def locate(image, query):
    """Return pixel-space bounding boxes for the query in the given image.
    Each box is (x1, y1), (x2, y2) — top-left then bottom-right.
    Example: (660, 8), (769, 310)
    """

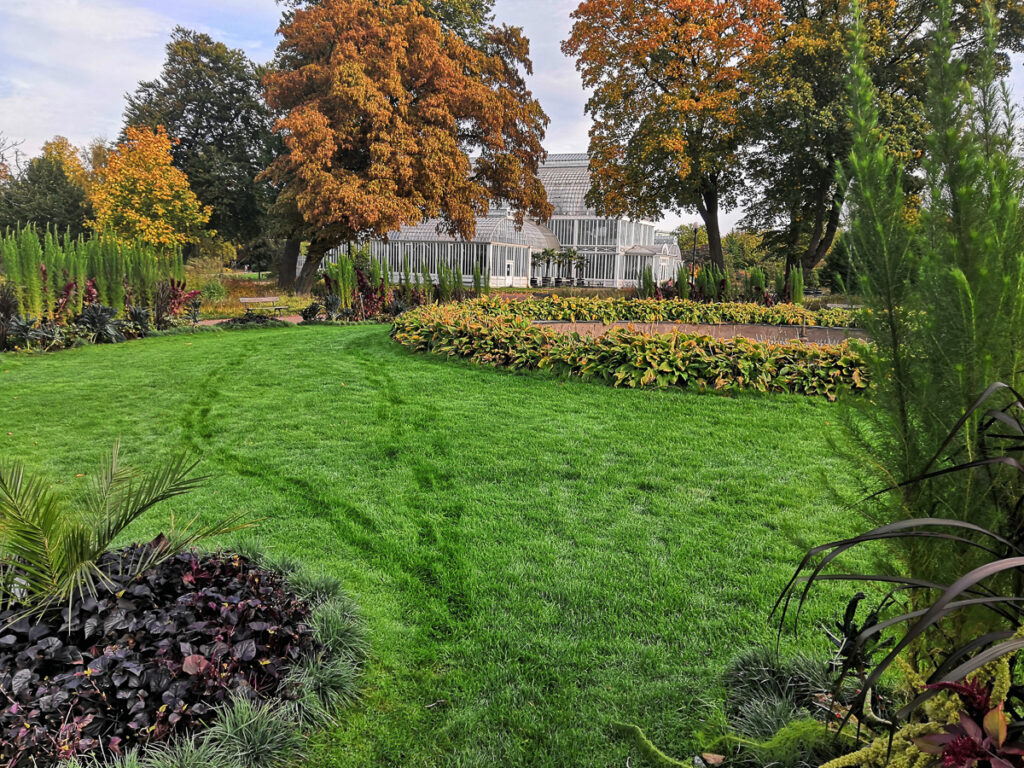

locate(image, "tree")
(672, 223), (708, 256)
(743, 0), (1024, 278)
(264, 0), (552, 293)
(89, 126), (211, 249)
(0, 133), (22, 185)
(0, 138), (91, 238)
(123, 28), (278, 246)
(563, 0), (782, 271)
(40, 137), (90, 190)
(722, 230), (769, 270)
(277, 0), (495, 41)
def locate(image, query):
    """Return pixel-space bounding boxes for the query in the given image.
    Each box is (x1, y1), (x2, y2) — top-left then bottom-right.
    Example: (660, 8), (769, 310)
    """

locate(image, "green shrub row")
(470, 295), (858, 328)
(391, 304), (868, 400)
(0, 227), (184, 317)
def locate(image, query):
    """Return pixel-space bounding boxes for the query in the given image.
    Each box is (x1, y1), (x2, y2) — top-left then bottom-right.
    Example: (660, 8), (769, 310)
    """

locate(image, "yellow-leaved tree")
(40, 136), (90, 190)
(89, 125), (211, 248)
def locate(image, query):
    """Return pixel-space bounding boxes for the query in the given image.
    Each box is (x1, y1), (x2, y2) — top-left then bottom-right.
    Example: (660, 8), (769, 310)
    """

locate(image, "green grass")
(0, 325), (865, 767)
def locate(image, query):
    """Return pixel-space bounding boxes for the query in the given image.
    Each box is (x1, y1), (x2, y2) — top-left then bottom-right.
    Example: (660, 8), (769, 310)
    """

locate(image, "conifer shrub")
(789, 269), (804, 306)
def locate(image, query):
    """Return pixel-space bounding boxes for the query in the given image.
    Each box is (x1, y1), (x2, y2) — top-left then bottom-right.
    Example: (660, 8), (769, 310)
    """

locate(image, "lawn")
(0, 325), (864, 767)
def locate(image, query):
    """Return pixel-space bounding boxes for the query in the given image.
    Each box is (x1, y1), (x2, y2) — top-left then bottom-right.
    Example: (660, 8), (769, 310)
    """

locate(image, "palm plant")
(0, 443), (248, 618)
(529, 252), (545, 286)
(540, 248), (557, 286)
(571, 249), (587, 285)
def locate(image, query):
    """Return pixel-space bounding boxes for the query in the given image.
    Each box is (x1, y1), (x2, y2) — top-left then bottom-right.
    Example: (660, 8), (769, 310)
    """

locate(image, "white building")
(325, 153), (683, 288)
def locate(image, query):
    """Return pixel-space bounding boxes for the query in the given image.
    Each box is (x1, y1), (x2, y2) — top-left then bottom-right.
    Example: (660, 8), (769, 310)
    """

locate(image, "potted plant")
(540, 248), (556, 288)
(567, 249), (585, 287)
(530, 252), (545, 287)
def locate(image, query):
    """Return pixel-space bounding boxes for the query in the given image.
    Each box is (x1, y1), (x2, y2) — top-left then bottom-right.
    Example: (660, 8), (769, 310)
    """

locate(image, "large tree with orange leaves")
(89, 126), (211, 249)
(563, 0), (781, 270)
(264, 0), (552, 292)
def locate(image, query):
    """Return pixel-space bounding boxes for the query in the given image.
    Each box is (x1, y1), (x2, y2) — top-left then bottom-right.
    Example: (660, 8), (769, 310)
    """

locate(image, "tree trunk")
(295, 241), (329, 294)
(698, 186), (725, 272)
(801, 183), (845, 277)
(277, 239), (300, 292)
(796, 165), (846, 278)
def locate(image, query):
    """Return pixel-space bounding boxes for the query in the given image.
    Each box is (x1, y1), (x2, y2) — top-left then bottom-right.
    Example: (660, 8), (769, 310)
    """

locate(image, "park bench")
(239, 297), (288, 316)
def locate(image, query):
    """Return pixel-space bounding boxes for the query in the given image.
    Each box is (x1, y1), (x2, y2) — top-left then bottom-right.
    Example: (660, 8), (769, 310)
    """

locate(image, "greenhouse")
(328, 153), (684, 288)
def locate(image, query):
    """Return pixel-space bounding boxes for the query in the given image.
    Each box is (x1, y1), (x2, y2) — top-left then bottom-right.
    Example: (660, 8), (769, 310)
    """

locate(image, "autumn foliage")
(40, 136), (89, 190)
(89, 125), (211, 249)
(264, 0), (552, 290)
(564, 0), (781, 270)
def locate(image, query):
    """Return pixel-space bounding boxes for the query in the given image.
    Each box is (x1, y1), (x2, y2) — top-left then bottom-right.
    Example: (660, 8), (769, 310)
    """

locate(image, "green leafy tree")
(0, 155), (90, 239)
(122, 27), (278, 247)
(672, 223), (708, 254)
(744, 0), (1024, 278)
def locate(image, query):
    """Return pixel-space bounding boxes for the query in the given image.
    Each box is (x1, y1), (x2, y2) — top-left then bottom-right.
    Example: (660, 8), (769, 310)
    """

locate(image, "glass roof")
(386, 217), (559, 251)
(538, 154), (594, 217)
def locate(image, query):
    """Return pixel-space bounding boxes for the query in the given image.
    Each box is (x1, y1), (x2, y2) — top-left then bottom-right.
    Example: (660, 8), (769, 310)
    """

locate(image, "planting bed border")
(532, 320), (868, 346)
(392, 300), (869, 400)
(470, 295), (860, 329)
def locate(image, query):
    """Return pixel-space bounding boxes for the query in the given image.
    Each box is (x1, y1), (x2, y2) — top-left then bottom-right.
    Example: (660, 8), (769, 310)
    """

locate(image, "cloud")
(0, 0), (283, 161)
(2, 0), (1022, 234)
(0, 0), (175, 158)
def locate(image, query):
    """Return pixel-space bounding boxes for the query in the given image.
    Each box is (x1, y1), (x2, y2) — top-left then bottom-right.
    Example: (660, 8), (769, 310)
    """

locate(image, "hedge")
(468, 295), (859, 328)
(391, 303), (868, 400)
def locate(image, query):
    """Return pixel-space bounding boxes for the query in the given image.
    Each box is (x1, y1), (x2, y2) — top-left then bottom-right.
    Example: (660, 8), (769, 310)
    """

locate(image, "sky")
(1, 0), (1023, 234)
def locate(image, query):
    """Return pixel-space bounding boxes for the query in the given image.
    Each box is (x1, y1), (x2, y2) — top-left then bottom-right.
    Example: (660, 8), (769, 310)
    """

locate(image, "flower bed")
(391, 302), (868, 400)
(0, 449), (366, 768)
(0, 544), (366, 766)
(469, 295), (859, 328)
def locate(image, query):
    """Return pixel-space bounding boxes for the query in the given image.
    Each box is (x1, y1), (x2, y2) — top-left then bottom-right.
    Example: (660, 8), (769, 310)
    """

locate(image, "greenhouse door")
(506, 260), (514, 287)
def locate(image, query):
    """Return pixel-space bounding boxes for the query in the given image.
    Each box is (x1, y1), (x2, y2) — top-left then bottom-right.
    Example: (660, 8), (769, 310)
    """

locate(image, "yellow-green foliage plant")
(391, 302), (867, 399)
(820, 647), (1020, 768)
(466, 294), (858, 328)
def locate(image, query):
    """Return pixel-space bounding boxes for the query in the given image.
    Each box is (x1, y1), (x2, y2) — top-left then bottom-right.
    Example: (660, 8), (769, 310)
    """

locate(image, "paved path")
(197, 314), (303, 326)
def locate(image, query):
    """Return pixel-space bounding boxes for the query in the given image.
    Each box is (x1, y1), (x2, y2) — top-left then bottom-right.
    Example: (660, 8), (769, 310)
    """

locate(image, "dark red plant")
(0, 546), (319, 765)
(53, 281), (77, 321)
(83, 278), (98, 306)
(355, 268), (389, 318)
(914, 705), (1024, 768)
(925, 680), (992, 718)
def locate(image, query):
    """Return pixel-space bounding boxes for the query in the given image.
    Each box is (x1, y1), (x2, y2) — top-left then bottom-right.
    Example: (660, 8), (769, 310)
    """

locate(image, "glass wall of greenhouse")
(318, 154), (683, 288)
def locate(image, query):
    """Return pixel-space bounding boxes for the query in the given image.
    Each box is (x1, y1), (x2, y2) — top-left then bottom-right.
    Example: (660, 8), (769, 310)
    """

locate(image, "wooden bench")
(239, 297), (288, 316)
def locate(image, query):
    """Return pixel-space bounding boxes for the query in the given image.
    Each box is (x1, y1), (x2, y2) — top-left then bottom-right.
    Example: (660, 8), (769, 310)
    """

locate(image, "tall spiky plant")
(18, 227), (44, 317)
(842, 0), (1024, 602)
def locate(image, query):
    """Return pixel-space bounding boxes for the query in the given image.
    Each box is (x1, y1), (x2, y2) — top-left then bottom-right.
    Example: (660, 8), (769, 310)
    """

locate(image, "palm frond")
(0, 445), (215, 620)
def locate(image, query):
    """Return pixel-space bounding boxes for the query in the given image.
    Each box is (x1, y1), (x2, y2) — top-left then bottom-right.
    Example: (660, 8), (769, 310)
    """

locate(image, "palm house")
(329, 153), (683, 288)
